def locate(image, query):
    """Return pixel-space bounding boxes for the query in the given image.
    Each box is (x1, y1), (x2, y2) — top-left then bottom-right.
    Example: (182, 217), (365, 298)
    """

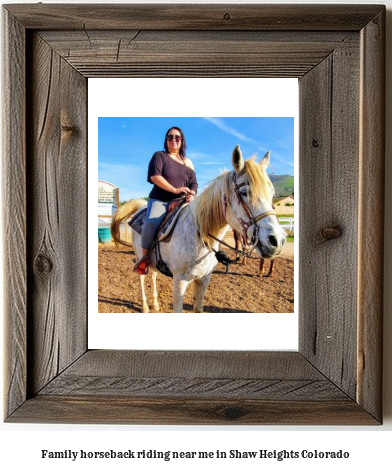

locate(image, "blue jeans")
(141, 199), (169, 250)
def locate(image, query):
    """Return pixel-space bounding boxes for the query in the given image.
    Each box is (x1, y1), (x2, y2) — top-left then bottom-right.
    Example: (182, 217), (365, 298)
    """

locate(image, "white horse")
(111, 145), (287, 313)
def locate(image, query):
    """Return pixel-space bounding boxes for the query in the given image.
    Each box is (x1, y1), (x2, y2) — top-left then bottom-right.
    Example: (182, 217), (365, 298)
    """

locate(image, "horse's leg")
(172, 276), (191, 313)
(139, 274), (149, 313)
(259, 258), (265, 276)
(151, 271), (160, 312)
(234, 232), (246, 265)
(267, 259), (275, 277)
(193, 276), (211, 313)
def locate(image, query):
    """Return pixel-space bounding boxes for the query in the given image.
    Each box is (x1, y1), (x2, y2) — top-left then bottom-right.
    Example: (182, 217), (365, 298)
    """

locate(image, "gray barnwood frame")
(3, 4), (385, 424)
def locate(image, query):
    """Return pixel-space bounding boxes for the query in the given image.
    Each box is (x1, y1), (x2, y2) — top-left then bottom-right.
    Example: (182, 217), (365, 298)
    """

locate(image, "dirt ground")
(98, 231), (294, 313)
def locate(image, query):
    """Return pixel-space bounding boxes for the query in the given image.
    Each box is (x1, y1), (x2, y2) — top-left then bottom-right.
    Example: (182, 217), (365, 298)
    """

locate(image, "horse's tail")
(110, 199), (147, 248)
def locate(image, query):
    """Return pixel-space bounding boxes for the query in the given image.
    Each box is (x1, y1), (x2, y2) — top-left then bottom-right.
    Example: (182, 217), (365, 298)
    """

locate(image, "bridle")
(208, 170), (277, 259)
(231, 170), (277, 248)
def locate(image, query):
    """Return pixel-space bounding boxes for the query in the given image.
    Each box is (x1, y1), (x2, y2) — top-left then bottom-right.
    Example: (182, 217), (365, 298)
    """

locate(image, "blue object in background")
(98, 227), (112, 243)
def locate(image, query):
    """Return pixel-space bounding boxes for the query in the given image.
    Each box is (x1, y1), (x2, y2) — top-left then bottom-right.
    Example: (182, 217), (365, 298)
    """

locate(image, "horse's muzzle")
(257, 233), (286, 258)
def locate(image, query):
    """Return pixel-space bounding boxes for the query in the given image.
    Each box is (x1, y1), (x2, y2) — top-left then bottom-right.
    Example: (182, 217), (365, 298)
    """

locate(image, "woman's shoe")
(134, 255), (149, 275)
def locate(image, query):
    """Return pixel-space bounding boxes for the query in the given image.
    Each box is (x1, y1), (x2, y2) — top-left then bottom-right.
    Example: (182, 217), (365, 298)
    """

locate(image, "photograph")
(97, 117), (295, 314)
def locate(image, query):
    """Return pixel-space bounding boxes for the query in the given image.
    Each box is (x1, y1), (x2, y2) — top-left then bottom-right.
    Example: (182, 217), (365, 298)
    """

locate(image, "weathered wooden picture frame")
(3, 4), (385, 424)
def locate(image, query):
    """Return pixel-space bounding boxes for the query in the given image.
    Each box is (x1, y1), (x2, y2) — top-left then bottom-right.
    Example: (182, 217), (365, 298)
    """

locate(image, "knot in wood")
(61, 124), (77, 134)
(223, 405), (244, 420)
(312, 139), (319, 148)
(34, 252), (53, 274)
(223, 13), (231, 21)
(315, 225), (342, 245)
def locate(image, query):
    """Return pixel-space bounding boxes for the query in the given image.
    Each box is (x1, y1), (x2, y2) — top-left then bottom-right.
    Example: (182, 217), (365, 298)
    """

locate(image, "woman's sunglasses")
(166, 134), (182, 142)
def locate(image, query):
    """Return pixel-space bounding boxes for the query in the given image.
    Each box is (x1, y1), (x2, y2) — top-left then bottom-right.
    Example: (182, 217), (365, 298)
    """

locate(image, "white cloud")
(200, 162), (226, 166)
(203, 117), (256, 144)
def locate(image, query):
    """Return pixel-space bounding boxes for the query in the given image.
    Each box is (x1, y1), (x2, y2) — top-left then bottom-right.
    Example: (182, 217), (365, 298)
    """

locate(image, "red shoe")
(134, 256), (149, 275)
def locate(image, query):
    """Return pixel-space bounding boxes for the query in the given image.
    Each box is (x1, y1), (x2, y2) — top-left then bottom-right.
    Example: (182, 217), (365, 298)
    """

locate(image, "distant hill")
(269, 174), (294, 197)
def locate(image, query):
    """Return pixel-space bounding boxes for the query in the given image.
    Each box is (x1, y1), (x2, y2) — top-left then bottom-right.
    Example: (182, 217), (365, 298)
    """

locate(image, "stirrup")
(134, 255), (149, 275)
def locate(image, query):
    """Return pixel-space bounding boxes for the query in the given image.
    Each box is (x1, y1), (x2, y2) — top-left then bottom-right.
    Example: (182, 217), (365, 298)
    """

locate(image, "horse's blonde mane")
(240, 157), (274, 206)
(194, 158), (275, 247)
(193, 171), (229, 247)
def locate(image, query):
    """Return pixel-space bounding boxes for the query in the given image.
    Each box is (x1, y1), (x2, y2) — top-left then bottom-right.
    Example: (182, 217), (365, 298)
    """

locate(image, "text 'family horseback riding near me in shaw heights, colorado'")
(40, 448), (350, 462)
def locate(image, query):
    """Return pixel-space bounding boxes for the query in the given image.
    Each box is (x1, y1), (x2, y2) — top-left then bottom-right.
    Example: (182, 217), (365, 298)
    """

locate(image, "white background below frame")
(88, 78), (298, 351)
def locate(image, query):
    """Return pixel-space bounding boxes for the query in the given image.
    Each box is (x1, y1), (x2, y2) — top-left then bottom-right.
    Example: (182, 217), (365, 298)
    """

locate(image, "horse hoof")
(142, 305), (149, 313)
(152, 304), (160, 312)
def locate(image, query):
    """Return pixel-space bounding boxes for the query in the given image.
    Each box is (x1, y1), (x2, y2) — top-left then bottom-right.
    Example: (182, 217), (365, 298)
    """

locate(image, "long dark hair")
(163, 126), (187, 158)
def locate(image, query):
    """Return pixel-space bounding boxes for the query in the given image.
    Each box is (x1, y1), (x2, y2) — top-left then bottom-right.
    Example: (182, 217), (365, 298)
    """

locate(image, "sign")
(98, 180), (117, 203)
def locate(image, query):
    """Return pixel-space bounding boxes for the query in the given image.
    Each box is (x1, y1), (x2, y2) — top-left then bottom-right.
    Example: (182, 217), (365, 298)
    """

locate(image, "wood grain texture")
(39, 377), (347, 400)
(2, 4), (385, 425)
(37, 351), (347, 400)
(4, 4), (384, 31)
(56, 350), (330, 379)
(38, 30), (358, 78)
(27, 33), (87, 396)
(299, 42), (360, 399)
(357, 9), (385, 422)
(8, 351), (378, 424)
(2, 9), (27, 419)
(9, 396), (378, 425)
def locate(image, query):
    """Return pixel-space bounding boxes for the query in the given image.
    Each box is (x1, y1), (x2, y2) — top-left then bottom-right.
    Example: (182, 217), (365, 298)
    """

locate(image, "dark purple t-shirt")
(147, 151), (198, 202)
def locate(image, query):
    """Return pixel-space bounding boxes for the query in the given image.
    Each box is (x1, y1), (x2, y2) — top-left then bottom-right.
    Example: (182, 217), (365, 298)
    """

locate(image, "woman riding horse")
(111, 145), (287, 313)
(134, 126), (198, 274)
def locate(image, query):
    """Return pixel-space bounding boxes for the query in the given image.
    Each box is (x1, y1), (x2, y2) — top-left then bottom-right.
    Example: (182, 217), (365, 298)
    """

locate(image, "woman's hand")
(185, 189), (196, 202)
(151, 176), (189, 195)
(150, 176), (196, 198)
(174, 186), (191, 195)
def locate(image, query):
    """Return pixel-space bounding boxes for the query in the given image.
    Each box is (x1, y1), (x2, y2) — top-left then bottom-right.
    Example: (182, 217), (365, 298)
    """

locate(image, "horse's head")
(226, 145), (287, 259)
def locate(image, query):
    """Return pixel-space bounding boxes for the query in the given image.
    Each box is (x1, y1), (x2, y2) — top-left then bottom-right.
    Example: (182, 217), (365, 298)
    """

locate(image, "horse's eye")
(240, 189), (247, 197)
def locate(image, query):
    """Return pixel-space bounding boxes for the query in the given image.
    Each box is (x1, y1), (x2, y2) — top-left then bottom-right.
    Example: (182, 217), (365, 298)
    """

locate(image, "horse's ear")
(232, 145), (244, 172)
(259, 150), (271, 169)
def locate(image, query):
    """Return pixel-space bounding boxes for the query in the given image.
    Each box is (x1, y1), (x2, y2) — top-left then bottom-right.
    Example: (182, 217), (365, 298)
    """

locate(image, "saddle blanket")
(128, 203), (188, 242)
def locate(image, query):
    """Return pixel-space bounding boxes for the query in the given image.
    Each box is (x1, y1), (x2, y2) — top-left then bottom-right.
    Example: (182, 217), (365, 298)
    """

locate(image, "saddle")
(129, 199), (188, 277)
(129, 198), (187, 241)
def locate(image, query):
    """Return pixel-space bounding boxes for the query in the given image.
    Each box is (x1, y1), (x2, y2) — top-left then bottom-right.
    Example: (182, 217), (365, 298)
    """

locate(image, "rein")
(205, 233), (256, 276)
(207, 232), (259, 259)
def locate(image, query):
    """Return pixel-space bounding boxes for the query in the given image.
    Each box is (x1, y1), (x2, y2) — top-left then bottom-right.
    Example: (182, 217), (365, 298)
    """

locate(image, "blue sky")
(98, 117), (294, 201)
